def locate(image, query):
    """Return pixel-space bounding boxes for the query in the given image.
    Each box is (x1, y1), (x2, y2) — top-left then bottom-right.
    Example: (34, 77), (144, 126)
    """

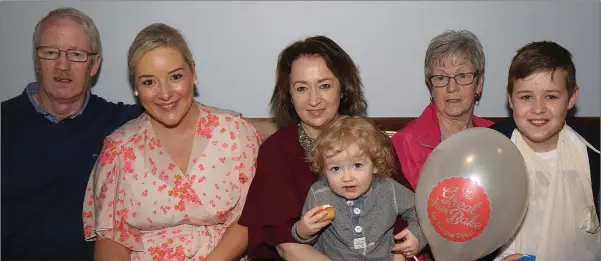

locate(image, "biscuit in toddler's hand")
(313, 205), (335, 222)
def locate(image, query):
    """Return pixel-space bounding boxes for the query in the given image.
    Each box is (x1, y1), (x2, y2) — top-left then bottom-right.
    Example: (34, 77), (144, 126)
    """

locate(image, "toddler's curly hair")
(308, 115), (396, 177)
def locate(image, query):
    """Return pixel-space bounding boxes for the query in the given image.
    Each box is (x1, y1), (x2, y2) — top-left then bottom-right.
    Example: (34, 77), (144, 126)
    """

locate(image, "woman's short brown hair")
(309, 115), (395, 177)
(270, 35), (367, 128)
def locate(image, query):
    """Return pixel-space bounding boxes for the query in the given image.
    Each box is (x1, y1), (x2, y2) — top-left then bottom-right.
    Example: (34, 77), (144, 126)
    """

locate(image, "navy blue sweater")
(1, 91), (143, 261)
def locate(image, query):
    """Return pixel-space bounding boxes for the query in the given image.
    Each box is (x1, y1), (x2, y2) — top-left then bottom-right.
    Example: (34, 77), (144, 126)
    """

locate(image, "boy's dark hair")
(507, 41), (577, 97)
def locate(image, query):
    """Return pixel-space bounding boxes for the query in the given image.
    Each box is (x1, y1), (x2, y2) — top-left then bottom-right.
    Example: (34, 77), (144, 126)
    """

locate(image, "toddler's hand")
(393, 252), (407, 261)
(392, 229), (420, 258)
(295, 206), (332, 240)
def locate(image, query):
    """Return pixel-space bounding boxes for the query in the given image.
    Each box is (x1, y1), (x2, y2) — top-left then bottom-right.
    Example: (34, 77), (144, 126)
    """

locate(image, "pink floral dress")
(83, 103), (261, 261)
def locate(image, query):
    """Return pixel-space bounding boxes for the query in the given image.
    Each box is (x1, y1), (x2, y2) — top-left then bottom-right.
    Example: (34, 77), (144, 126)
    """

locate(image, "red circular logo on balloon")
(427, 176), (491, 242)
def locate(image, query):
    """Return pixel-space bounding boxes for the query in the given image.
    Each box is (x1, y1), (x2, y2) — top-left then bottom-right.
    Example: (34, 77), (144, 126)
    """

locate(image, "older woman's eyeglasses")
(429, 72), (480, 88)
(35, 46), (96, 62)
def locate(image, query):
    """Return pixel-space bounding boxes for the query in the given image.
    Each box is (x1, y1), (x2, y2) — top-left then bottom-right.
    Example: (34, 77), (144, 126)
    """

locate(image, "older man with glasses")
(1, 7), (143, 261)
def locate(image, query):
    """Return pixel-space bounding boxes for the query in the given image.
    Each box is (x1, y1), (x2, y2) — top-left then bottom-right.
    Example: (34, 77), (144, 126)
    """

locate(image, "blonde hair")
(33, 7), (102, 57)
(127, 23), (195, 83)
(309, 115), (395, 177)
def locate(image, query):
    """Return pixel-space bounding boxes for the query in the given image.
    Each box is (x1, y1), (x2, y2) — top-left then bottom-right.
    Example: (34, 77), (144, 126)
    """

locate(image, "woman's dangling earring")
(475, 93), (481, 106)
(133, 90), (139, 97)
(430, 96), (434, 102)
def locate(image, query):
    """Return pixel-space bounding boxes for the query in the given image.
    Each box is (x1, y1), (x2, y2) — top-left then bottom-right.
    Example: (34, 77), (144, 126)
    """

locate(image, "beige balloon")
(415, 127), (529, 261)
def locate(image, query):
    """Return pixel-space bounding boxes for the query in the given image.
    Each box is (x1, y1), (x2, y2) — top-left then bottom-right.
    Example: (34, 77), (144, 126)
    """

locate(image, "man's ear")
(90, 55), (102, 77)
(507, 93), (514, 110)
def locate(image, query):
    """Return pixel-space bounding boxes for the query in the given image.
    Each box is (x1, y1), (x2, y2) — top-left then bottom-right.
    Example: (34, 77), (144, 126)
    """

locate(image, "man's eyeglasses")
(35, 46), (96, 62)
(429, 71), (480, 88)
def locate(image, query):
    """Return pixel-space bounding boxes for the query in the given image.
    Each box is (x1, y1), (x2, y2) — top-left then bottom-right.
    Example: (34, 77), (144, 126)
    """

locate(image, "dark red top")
(239, 124), (414, 260)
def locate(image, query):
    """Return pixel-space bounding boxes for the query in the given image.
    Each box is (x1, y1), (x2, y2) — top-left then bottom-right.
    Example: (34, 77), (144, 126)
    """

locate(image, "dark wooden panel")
(246, 117), (600, 140)
(248, 117), (599, 131)
(367, 117), (600, 132)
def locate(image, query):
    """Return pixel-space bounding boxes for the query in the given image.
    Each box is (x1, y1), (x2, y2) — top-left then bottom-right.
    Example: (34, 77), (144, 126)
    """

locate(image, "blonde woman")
(83, 23), (260, 261)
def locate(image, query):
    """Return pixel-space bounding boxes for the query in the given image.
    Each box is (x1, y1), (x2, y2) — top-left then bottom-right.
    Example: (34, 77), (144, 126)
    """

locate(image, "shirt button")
(353, 208), (361, 215)
(346, 201), (354, 206)
(354, 226), (362, 233)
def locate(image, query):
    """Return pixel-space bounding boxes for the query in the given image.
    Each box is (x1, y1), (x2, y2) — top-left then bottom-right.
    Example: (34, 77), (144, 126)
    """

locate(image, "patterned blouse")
(82, 103), (261, 261)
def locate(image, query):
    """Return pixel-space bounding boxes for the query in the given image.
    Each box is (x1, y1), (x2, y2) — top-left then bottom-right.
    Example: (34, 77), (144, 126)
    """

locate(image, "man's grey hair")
(424, 30), (485, 86)
(33, 7), (102, 56)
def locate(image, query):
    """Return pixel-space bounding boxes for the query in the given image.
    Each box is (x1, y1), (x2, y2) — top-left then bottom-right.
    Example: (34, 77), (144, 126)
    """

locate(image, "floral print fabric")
(83, 103), (260, 261)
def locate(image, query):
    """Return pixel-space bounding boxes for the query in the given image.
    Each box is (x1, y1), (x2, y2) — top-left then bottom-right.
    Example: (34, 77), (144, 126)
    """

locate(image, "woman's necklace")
(297, 123), (316, 156)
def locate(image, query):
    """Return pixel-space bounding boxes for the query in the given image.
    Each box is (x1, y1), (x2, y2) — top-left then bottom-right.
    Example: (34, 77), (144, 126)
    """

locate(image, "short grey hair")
(33, 7), (102, 56)
(424, 30), (485, 86)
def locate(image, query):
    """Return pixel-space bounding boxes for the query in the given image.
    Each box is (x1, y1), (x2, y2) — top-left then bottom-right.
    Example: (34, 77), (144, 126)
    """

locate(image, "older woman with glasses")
(391, 30), (494, 192)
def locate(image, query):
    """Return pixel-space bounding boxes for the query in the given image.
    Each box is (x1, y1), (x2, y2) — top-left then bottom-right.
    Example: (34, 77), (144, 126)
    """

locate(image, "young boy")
(489, 41), (600, 261)
(291, 115), (426, 261)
